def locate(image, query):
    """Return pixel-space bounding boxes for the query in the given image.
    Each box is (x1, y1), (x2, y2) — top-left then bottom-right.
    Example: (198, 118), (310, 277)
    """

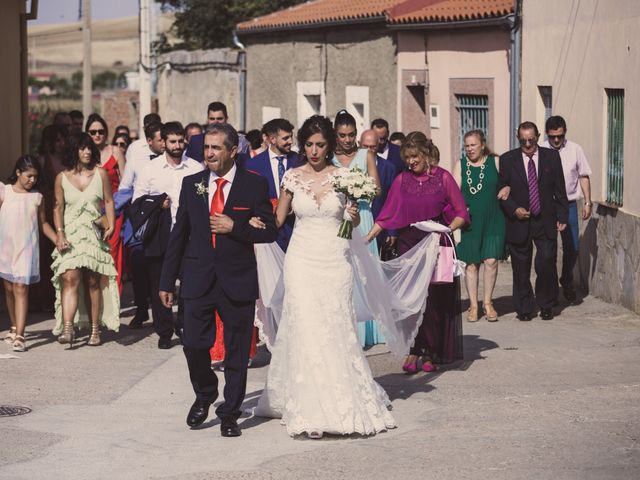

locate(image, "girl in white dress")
(0, 156), (57, 352)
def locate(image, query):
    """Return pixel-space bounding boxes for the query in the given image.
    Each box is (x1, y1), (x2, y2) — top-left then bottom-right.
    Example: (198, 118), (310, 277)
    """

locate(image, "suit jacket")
(242, 149), (298, 251)
(372, 155), (398, 220)
(159, 167), (277, 302)
(386, 142), (404, 175)
(129, 193), (171, 256)
(499, 146), (569, 244)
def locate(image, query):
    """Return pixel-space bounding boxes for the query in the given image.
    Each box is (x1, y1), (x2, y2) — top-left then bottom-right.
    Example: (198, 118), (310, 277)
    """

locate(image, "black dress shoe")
(517, 313), (532, 321)
(220, 418), (241, 437)
(563, 285), (577, 303)
(540, 308), (554, 320)
(174, 327), (184, 344)
(158, 338), (173, 349)
(129, 309), (149, 329)
(186, 399), (213, 428)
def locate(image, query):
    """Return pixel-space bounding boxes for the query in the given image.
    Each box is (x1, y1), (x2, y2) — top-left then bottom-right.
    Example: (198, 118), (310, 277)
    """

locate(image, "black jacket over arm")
(159, 167), (278, 302)
(498, 146), (569, 244)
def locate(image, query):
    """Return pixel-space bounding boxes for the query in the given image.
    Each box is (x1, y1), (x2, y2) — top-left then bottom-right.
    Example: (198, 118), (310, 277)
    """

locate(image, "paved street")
(1, 263), (639, 480)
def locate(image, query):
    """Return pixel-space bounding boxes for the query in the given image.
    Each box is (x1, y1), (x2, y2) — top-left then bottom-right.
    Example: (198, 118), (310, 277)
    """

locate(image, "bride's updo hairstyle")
(297, 115), (336, 164)
(401, 131), (440, 167)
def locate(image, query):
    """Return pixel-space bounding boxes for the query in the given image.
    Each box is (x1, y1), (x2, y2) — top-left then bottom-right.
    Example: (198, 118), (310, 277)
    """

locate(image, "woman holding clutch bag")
(366, 132), (469, 373)
(51, 132), (120, 348)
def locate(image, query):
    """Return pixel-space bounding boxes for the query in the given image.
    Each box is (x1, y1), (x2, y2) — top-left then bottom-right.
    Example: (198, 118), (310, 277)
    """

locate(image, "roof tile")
(237, 0), (514, 32)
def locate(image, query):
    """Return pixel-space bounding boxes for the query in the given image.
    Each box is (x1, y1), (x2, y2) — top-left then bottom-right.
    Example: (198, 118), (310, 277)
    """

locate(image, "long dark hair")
(297, 115), (336, 164)
(85, 113), (109, 141)
(64, 132), (100, 170)
(6, 155), (43, 190)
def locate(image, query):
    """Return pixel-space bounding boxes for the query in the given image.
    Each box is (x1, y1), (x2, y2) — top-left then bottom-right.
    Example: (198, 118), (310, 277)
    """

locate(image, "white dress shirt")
(268, 148), (287, 199)
(121, 138), (156, 193)
(378, 143), (389, 160)
(542, 139), (592, 201)
(133, 153), (203, 228)
(208, 163), (237, 208)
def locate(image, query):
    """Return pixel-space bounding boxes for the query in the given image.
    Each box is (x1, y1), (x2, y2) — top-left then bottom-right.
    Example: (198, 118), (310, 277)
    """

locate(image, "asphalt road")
(1, 263), (639, 479)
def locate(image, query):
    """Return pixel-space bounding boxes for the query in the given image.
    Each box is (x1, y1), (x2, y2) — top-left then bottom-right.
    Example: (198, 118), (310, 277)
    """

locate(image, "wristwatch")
(584, 202), (592, 206)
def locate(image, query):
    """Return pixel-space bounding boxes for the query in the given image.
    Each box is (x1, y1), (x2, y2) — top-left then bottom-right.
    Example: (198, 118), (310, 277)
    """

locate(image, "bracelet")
(584, 202), (592, 206)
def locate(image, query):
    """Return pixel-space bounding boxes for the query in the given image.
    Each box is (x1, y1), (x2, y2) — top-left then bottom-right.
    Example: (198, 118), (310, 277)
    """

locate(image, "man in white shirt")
(121, 114), (164, 192)
(543, 115), (592, 303)
(134, 122), (203, 349)
(121, 115), (164, 330)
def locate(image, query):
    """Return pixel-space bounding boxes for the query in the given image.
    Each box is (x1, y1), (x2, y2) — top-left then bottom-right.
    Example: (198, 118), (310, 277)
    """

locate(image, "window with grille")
(605, 89), (624, 206)
(456, 95), (489, 159)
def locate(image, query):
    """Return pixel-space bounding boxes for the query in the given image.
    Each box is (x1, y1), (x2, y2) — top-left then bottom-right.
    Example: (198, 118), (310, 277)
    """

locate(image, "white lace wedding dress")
(254, 167), (397, 436)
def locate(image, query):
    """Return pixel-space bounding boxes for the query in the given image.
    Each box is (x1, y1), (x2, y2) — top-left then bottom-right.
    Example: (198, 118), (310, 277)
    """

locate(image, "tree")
(155, 0), (306, 51)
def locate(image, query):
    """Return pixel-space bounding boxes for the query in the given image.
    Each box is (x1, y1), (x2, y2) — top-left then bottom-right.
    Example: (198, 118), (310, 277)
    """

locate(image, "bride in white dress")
(253, 116), (396, 438)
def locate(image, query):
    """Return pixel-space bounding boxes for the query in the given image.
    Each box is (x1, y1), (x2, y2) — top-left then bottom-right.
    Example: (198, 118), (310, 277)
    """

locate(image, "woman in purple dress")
(366, 132), (469, 373)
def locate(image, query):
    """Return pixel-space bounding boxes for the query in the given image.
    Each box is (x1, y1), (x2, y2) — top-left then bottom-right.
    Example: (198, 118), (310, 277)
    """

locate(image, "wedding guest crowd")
(3, 98), (588, 375)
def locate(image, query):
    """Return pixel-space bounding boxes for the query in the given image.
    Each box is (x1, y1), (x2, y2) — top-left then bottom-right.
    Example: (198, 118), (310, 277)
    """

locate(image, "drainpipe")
(509, 0), (523, 150)
(232, 32), (247, 132)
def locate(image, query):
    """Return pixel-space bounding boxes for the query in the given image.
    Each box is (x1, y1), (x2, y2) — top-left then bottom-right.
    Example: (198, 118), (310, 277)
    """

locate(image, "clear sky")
(31, 0), (141, 25)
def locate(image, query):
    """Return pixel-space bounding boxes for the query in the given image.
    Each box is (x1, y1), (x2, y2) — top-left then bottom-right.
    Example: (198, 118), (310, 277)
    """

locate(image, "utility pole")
(82, 0), (92, 118)
(139, 0), (152, 128)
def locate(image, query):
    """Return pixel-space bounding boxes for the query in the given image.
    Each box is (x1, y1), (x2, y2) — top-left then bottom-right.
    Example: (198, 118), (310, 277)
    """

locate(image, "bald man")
(360, 129), (399, 253)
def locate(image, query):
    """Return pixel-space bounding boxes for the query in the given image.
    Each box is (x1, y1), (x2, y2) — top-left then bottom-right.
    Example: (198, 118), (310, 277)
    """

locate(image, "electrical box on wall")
(430, 104), (440, 129)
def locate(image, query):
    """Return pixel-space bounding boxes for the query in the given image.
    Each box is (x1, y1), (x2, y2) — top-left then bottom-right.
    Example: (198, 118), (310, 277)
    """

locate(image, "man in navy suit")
(499, 121), (569, 321)
(243, 118), (298, 251)
(186, 101), (250, 163)
(360, 129), (399, 253)
(159, 123), (277, 437)
(371, 118), (404, 174)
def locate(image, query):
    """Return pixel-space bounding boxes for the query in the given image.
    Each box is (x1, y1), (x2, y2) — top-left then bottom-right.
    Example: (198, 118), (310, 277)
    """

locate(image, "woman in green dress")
(455, 130), (507, 322)
(52, 132), (120, 347)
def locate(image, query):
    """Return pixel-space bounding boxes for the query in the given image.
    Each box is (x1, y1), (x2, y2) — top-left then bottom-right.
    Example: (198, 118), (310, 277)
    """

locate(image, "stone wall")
(156, 49), (242, 128)
(579, 205), (640, 314)
(242, 27), (397, 131)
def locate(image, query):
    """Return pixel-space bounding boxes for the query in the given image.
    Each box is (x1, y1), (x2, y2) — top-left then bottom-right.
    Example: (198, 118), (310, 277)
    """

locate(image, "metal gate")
(456, 95), (489, 158)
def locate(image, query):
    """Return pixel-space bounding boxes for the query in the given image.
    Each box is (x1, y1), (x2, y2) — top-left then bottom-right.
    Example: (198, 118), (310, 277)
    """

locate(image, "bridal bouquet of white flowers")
(331, 167), (378, 239)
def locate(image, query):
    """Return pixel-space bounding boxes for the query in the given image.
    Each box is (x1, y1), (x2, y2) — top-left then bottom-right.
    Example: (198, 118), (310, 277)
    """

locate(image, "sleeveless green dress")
(456, 156), (506, 264)
(51, 171), (120, 335)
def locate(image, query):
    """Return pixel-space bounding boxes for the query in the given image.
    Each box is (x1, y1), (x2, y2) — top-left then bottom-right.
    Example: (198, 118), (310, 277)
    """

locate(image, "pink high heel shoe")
(402, 355), (419, 374)
(421, 357), (437, 373)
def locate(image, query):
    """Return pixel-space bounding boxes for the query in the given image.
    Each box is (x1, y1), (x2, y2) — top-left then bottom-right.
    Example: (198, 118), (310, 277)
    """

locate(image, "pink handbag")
(431, 233), (459, 284)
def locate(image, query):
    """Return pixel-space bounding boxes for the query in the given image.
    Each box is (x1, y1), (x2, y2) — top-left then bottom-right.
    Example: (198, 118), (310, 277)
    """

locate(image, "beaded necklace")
(465, 156), (487, 195)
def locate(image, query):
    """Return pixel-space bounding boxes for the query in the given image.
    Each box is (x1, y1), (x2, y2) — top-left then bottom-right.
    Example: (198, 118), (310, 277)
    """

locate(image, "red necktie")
(210, 177), (227, 247)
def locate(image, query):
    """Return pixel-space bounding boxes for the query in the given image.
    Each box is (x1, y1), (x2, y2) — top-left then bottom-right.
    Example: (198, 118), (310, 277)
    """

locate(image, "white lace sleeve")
(280, 169), (298, 194)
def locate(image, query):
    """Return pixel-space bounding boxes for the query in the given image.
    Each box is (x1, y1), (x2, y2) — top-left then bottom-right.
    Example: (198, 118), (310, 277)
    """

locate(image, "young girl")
(1, 155), (57, 352)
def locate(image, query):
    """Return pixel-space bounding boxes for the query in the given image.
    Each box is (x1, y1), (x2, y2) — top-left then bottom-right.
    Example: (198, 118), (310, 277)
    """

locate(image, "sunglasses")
(115, 142), (127, 147)
(519, 138), (537, 146)
(547, 134), (565, 140)
(88, 129), (105, 136)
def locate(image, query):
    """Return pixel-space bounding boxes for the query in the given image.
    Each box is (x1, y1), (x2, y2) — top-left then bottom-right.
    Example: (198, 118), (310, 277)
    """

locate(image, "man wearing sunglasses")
(499, 121), (569, 321)
(542, 116), (592, 303)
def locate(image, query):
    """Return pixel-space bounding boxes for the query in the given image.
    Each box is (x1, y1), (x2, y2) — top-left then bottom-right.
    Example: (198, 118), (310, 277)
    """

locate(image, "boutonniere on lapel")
(195, 180), (208, 206)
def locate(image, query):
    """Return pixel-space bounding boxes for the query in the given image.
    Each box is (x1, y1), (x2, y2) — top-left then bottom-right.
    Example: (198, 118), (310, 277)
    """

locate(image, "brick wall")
(101, 90), (141, 139)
